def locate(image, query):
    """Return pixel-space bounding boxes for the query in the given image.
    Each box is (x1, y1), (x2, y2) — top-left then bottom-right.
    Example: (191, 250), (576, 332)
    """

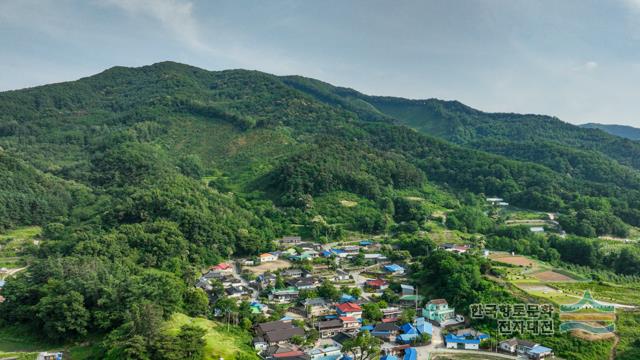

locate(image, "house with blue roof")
(360, 325), (374, 332)
(444, 328), (489, 350)
(396, 323), (420, 344)
(403, 348), (417, 360)
(415, 317), (433, 336)
(339, 293), (356, 303)
(528, 345), (554, 359)
(380, 354), (398, 360)
(384, 264), (405, 275)
(499, 338), (554, 359)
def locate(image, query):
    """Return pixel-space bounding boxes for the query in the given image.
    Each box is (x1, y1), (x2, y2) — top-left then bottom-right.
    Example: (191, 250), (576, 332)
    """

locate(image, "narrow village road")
(232, 261), (258, 301)
(424, 349), (519, 360)
(415, 325), (442, 359)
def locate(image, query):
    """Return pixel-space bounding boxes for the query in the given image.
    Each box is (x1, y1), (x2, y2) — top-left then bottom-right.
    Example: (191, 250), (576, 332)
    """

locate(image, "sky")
(1, 0), (640, 126)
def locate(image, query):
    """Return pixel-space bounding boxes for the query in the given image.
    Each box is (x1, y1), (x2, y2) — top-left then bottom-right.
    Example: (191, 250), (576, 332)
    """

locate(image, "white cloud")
(572, 61), (599, 72)
(622, 0), (640, 11)
(100, 0), (313, 75)
(103, 0), (209, 52)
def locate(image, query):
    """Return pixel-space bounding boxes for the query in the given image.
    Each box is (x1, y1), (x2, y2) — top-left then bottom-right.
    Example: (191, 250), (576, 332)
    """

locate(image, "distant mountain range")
(580, 123), (640, 141)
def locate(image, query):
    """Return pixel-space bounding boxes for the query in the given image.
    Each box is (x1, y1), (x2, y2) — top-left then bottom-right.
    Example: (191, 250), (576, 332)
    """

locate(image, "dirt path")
(609, 333), (620, 360)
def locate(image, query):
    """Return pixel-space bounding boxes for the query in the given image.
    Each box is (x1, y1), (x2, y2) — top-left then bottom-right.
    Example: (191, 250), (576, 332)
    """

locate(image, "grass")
(490, 254), (592, 306)
(0, 325), (60, 353)
(501, 209), (549, 221)
(0, 352), (39, 360)
(0, 226), (41, 270)
(0, 226), (41, 241)
(552, 281), (640, 306)
(0, 324), (100, 359)
(615, 311), (640, 359)
(164, 313), (258, 360)
(519, 287), (582, 305)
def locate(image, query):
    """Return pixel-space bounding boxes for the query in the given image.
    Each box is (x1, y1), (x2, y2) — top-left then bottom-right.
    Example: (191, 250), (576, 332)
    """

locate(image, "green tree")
(343, 331), (382, 360)
(177, 325), (206, 360)
(36, 286), (89, 339)
(184, 288), (209, 317)
(362, 303), (383, 322)
(317, 280), (340, 301)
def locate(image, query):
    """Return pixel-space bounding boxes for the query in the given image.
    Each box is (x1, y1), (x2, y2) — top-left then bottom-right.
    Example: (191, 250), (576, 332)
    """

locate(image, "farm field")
(514, 283), (579, 305)
(552, 282), (640, 307)
(533, 270), (577, 282)
(0, 226), (41, 270)
(489, 252), (589, 306)
(491, 254), (537, 267)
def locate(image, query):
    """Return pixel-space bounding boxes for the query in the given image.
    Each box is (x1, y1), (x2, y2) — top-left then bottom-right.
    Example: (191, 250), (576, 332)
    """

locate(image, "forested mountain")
(283, 75), (640, 208)
(581, 123), (640, 141)
(1, 62), (640, 357)
(283, 75), (640, 167)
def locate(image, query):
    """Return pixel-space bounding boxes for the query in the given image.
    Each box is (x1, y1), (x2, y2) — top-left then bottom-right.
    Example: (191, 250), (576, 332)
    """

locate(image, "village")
(196, 235), (556, 360)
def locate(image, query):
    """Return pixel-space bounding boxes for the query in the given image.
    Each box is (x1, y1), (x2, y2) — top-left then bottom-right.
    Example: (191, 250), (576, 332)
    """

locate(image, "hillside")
(1, 61), (640, 237)
(581, 123), (640, 141)
(282, 75), (640, 208)
(0, 62), (640, 358)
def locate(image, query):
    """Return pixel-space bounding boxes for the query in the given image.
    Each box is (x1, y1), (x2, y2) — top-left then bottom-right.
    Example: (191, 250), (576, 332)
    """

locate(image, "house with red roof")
(339, 316), (360, 331)
(365, 278), (389, 290)
(336, 302), (362, 319)
(210, 263), (232, 272)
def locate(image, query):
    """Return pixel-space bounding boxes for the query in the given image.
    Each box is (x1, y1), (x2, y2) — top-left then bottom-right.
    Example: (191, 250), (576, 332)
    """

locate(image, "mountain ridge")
(581, 122), (640, 141)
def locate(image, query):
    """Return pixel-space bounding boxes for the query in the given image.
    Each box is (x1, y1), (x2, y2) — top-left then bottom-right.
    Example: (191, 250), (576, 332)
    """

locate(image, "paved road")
(426, 349), (520, 359)
(348, 263), (386, 301)
(415, 324), (442, 359)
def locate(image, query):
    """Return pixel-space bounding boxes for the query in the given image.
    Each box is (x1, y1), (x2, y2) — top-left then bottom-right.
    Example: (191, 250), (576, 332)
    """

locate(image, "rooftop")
(318, 319), (343, 330)
(384, 264), (405, 272)
(336, 302), (362, 313)
(211, 263), (231, 271)
(366, 278), (388, 287)
(530, 345), (553, 354)
(428, 298), (448, 305)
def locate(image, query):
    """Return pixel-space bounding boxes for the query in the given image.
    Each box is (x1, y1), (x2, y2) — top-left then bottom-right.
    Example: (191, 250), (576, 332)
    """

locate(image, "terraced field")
(0, 226), (41, 274)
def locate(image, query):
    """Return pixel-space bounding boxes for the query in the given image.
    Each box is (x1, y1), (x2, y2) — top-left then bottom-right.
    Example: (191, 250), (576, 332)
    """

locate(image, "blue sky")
(1, 0), (640, 125)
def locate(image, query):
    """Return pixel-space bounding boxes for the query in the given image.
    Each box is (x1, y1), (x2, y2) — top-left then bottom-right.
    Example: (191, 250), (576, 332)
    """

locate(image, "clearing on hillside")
(570, 328), (617, 341)
(533, 270), (576, 282)
(490, 254), (536, 267)
(517, 284), (559, 293)
(339, 199), (358, 207)
(165, 313), (257, 360)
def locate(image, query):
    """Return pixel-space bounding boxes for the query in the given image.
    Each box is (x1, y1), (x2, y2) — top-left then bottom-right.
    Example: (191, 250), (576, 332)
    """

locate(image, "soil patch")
(534, 270), (576, 282)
